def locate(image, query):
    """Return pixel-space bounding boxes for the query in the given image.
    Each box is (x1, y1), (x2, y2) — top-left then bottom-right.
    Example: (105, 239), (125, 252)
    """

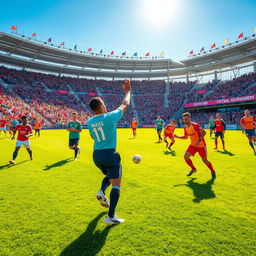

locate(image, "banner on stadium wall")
(142, 124), (155, 128)
(88, 92), (97, 96)
(197, 90), (207, 94)
(57, 90), (68, 94)
(185, 94), (256, 108)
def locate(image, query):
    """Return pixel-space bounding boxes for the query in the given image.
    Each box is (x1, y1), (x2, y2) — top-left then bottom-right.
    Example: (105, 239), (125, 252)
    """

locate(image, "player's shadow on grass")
(60, 212), (115, 256)
(174, 178), (216, 203)
(163, 150), (176, 156)
(0, 160), (28, 170)
(44, 158), (73, 171)
(216, 150), (235, 156)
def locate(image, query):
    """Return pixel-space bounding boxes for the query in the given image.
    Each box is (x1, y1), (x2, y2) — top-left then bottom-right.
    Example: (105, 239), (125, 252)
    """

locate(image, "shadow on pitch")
(0, 160), (29, 170)
(173, 178), (216, 203)
(60, 212), (115, 256)
(128, 137), (135, 140)
(163, 150), (176, 156)
(44, 158), (73, 171)
(216, 150), (235, 156)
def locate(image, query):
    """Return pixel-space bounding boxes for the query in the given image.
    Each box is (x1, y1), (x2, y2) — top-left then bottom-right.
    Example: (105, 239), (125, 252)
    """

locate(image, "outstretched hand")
(122, 79), (131, 93)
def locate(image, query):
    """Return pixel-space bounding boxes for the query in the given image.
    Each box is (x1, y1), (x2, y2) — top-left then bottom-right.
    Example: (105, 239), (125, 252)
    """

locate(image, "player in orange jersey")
(34, 119), (42, 138)
(240, 109), (256, 155)
(130, 117), (138, 138)
(163, 119), (176, 151)
(174, 112), (216, 179)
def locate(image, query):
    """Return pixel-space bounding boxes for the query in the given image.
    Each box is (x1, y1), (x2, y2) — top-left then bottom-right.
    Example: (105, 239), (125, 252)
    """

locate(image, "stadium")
(0, 1), (255, 255)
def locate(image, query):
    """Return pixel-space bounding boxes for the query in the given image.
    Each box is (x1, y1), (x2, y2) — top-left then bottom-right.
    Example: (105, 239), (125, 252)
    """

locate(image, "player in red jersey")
(163, 119), (176, 150)
(9, 116), (33, 164)
(130, 117), (138, 138)
(174, 112), (216, 179)
(213, 113), (226, 151)
(0, 117), (7, 137)
(240, 109), (256, 155)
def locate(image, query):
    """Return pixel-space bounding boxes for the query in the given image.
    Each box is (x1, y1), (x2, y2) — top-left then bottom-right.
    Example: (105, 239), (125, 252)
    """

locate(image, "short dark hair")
(89, 97), (103, 111)
(21, 116), (27, 120)
(182, 112), (191, 118)
(72, 112), (77, 115)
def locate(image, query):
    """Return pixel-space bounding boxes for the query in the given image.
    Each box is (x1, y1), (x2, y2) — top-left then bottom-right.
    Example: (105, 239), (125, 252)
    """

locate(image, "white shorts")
(16, 140), (30, 148)
(0, 127), (6, 131)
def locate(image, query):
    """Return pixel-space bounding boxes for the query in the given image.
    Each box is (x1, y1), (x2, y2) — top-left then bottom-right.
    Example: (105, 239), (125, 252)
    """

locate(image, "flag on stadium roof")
(74, 44), (77, 50)
(224, 38), (229, 45)
(100, 49), (103, 54)
(145, 52), (150, 57)
(87, 48), (92, 52)
(122, 52), (126, 56)
(110, 51), (115, 55)
(211, 43), (216, 49)
(200, 47), (204, 52)
(189, 50), (194, 55)
(238, 32), (243, 39)
(133, 52), (138, 57)
(32, 33), (36, 37)
(254, 27), (256, 33)
(11, 25), (17, 30)
(160, 51), (165, 57)
(47, 38), (52, 43)
(60, 41), (64, 46)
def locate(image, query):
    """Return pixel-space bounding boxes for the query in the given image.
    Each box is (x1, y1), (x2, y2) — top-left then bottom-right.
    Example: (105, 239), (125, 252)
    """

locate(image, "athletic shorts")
(132, 128), (137, 131)
(186, 145), (207, 158)
(35, 129), (40, 132)
(93, 149), (122, 179)
(69, 138), (79, 147)
(0, 127), (6, 131)
(210, 127), (215, 131)
(164, 133), (174, 139)
(245, 129), (256, 137)
(16, 140), (30, 148)
(215, 131), (224, 139)
(157, 128), (163, 133)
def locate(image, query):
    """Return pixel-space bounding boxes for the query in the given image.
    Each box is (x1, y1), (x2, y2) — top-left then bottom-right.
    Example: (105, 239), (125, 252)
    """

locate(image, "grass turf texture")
(0, 128), (255, 256)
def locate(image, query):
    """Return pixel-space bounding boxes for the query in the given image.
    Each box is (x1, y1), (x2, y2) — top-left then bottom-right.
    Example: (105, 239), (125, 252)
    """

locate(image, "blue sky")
(0, 0), (255, 61)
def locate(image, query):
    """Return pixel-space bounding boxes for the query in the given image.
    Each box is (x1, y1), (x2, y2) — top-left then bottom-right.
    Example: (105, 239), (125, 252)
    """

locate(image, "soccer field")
(0, 128), (255, 256)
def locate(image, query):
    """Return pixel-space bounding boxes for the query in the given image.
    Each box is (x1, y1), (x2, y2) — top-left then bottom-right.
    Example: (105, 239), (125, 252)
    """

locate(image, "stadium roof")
(0, 32), (256, 79)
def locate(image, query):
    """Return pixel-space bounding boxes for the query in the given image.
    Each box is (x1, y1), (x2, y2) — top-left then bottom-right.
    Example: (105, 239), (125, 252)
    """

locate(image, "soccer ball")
(133, 155), (141, 164)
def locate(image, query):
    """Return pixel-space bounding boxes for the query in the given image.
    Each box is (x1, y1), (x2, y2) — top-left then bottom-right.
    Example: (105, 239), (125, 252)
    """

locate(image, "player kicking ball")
(174, 112), (216, 179)
(9, 116), (33, 164)
(67, 112), (82, 161)
(87, 79), (131, 225)
(163, 119), (176, 150)
(130, 117), (138, 138)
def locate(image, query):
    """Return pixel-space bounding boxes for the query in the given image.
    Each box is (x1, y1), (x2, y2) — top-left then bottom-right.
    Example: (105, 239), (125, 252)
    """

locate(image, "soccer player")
(0, 116), (7, 137)
(213, 113), (226, 150)
(130, 117), (138, 138)
(155, 115), (165, 143)
(174, 112), (216, 179)
(67, 112), (82, 161)
(163, 119), (176, 150)
(9, 116), (33, 164)
(208, 115), (215, 138)
(34, 119), (42, 138)
(87, 79), (131, 225)
(240, 109), (256, 155)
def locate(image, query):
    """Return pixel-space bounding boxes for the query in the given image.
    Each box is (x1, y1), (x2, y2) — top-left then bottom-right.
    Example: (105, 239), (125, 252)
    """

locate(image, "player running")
(155, 115), (165, 143)
(34, 119), (42, 138)
(240, 109), (256, 155)
(130, 117), (138, 138)
(163, 119), (176, 151)
(87, 79), (131, 225)
(9, 116), (33, 164)
(174, 112), (216, 179)
(213, 113), (226, 151)
(67, 112), (82, 161)
(208, 115), (215, 138)
(0, 117), (7, 137)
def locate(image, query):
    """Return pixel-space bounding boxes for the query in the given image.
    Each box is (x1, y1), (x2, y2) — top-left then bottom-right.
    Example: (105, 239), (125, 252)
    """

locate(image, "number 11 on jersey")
(92, 127), (106, 142)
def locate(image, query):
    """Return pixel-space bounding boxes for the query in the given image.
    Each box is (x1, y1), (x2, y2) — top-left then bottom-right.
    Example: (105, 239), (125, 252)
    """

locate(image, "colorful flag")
(11, 25), (17, 30)
(254, 27), (256, 33)
(189, 50), (194, 55)
(100, 49), (103, 54)
(211, 43), (216, 49)
(47, 38), (52, 43)
(238, 33), (243, 39)
(122, 52), (126, 56)
(133, 52), (138, 57)
(224, 38), (229, 44)
(160, 51), (165, 57)
(74, 44), (77, 50)
(60, 41), (64, 46)
(87, 48), (92, 52)
(110, 51), (115, 55)
(200, 47), (204, 52)
(145, 52), (150, 57)
(32, 33), (36, 37)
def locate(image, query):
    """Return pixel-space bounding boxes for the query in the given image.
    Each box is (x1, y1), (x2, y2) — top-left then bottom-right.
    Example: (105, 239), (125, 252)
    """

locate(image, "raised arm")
(118, 80), (131, 113)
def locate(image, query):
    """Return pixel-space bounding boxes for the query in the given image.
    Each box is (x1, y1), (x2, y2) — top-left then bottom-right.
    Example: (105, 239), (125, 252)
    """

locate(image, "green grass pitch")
(0, 128), (255, 256)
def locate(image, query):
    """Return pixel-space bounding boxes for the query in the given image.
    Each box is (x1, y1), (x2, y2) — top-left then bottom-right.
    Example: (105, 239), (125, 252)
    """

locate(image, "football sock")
(221, 139), (225, 149)
(13, 151), (18, 160)
(101, 177), (111, 194)
(169, 141), (175, 147)
(108, 186), (120, 218)
(206, 161), (215, 173)
(74, 147), (80, 158)
(249, 141), (255, 150)
(215, 139), (218, 148)
(185, 159), (196, 170)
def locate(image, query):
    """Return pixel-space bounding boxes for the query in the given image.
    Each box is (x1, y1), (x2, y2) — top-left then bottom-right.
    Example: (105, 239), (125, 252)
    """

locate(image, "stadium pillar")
(254, 62), (256, 73)
(186, 74), (189, 83)
(214, 70), (218, 80)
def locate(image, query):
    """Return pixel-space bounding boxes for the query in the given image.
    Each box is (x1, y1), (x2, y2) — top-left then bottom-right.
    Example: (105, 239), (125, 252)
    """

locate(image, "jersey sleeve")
(28, 126), (32, 132)
(15, 125), (20, 130)
(108, 109), (123, 122)
(77, 122), (82, 130)
(193, 123), (203, 136)
(184, 127), (187, 136)
(240, 118), (244, 125)
(221, 120), (226, 130)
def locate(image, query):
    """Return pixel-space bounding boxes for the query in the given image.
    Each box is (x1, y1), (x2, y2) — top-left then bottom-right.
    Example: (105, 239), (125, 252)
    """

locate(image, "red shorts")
(164, 133), (174, 139)
(186, 145), (207, 158)
(132, 128), (137, 131)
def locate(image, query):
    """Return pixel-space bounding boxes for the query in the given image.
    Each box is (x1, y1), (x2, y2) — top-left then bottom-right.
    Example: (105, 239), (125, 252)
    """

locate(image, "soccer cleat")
(187, 170), (197, 176)
(104, 215), (125, 225)
(9, 160), (15, 165)
(253, 150), (256, 155)
(213, 147), (218, 150)
(96, 190), (110, 208)
(74, 158), (77, 161)
(211, 171), (216, 179)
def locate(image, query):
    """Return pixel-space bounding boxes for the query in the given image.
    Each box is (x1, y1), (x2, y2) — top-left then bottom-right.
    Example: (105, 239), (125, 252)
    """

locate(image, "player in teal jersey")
(67, 112), (82, 160)
(155, 116), (165, 143)
(87, 79), (131, 225)
(208, 115), (215, 138)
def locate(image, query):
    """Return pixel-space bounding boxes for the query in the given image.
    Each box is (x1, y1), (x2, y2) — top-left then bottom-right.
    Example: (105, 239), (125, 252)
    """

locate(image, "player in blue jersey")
(87, 79), (131, 225)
